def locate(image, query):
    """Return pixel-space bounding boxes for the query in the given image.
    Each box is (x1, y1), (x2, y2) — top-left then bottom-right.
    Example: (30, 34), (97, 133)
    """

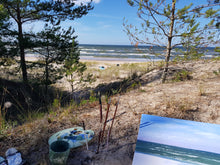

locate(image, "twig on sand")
(82, 121), (89, 150)
(99, 92), (103, 123)
(96, 95), (120, 154)
(96, 128), (102, 154)
(96, 92), (103, 154)
(106, 126), (110, 151)
(106, 111), (126, 123)
(82, 120), (86, 130)
(101, 97), (111, 143)
(108, 95), (120, 139)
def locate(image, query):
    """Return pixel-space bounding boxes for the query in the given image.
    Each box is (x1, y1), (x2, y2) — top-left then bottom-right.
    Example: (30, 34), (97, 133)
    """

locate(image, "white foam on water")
(132, 152), (190, 165)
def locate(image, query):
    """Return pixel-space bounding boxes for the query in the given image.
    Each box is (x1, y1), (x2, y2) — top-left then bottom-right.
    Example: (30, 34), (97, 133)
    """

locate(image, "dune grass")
(83, 61), (161, 82)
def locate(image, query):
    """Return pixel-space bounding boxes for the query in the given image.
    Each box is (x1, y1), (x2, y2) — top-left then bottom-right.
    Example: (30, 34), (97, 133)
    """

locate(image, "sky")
(68, 0), (139, 45)
(69, 0), (217, 45)
(23, 0), (218, 45)
(138, 114), (220, 154)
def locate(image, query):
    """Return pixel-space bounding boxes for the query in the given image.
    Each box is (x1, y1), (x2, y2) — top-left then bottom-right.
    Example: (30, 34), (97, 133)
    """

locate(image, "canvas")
(132, 114), (220, 165)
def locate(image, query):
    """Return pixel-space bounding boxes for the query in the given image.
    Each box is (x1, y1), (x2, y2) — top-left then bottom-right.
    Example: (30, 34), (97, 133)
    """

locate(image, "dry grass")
(0, 60), (220, 164)
(83, 62), (150, 81)
(162, 96), (199, 120)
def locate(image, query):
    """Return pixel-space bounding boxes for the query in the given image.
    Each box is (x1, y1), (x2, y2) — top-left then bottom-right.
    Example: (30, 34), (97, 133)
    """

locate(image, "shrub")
(213, 68), (220, 76)
(172, 70), (192, 82)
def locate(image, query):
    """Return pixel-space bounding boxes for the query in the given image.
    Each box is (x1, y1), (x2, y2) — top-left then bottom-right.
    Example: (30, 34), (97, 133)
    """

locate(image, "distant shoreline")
(79, 56), (159, 63)
(79, 44), (217, 49)
(25, 55), (156, 64)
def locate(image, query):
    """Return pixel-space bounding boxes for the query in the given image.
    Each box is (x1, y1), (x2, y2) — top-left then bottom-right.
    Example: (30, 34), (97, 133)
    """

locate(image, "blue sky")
(69, 0), (138, 45)
(23, 0), (136, 45)
(23, 0), (218, 45)
(70, 0), (218, 45)
(138, 114), (220, 154)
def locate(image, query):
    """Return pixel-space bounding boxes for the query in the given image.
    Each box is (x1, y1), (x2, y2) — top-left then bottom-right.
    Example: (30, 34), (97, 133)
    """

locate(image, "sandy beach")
(132, 152), (188, 165)
(25, 55), (151, 64)
(24, 52), (160, 63)
(79, 56), (154, 64)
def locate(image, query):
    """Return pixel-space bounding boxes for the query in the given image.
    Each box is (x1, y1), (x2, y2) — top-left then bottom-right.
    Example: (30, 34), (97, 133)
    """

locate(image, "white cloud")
(89, 13), (121, 20)
(90, 0), (101, 3)
(54, 0), (101, 5)
(74, 0), (101, 5)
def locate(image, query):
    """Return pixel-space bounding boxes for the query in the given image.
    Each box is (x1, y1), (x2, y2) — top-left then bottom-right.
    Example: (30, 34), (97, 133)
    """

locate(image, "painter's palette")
(48, 127), (94, 148)
(133, 114), (220, 165)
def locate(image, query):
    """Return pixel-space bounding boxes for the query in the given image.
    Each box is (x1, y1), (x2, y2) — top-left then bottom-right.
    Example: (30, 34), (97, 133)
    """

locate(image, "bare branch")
(191, 3), (220, 12)
(4, 6), (19, 23)
(144, 5), (169, 37)
(171, 43), (185, 48)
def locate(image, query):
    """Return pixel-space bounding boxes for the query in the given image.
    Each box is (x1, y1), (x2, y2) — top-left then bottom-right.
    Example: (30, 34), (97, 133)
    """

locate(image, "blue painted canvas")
(132, 114), (220, 165)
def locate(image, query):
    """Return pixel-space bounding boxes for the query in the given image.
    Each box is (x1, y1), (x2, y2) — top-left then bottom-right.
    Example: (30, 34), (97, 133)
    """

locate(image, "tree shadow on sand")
(61, 68), (164, 106)
(64, 66), (193, 106)
(0, 68), (165, 124)
(0, 78), (69, 123)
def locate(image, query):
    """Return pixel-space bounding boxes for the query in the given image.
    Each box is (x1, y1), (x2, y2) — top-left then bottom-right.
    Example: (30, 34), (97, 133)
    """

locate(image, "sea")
(25, 44), (218, 61)
(79, 44), (218, 62)
(133, 140), (220, 165)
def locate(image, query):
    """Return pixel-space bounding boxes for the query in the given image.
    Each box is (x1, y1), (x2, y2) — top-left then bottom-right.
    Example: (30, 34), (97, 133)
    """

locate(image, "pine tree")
(0, 4), (18, 66)
(124, 0), (220, 83)
(31, 24), (76, 96)
(1, 0), (93, 83)
(64, 39), (86, 92)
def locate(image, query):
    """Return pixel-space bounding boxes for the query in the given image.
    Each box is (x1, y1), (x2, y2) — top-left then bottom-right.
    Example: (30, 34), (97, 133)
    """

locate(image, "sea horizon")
(25, 44), (219, 62)
(79, 44), (218, 61)
(79, 43), (217, 49)
(134, 139), (220, 165)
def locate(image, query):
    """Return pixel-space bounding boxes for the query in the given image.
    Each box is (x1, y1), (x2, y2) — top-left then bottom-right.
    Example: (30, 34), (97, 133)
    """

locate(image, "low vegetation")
(172, 69), (192, 82)
(0, 59), (220, 164)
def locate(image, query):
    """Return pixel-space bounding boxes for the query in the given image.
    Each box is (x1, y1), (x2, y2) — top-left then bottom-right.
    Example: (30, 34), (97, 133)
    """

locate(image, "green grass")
(84, 61), (156, 81)
(212, 56), (220, 61)
(213, 68), (220, 76)
(172, 70), (192, 82)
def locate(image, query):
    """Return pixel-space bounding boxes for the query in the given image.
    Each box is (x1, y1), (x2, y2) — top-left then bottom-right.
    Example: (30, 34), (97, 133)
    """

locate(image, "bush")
(172, 70), (192, 82)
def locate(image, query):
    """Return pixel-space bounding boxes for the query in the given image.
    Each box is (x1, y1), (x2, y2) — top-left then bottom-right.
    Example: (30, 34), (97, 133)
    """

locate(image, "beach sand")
(79, 56), (150, 64)
(25, 55), (149, 64)
(1, 59), (220, 165)
(132, 153), (189, 165)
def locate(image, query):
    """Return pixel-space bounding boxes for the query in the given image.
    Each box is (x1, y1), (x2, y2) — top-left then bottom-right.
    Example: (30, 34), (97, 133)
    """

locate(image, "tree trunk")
(45, 44), (50, 97)
(45, 61), (49, 96)
(17, 5), (28, 83)
(71, 74), (74, 93)
(161, 0), (176, 83)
